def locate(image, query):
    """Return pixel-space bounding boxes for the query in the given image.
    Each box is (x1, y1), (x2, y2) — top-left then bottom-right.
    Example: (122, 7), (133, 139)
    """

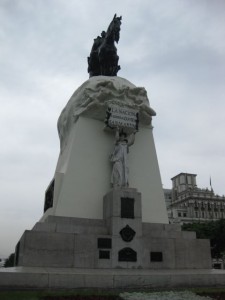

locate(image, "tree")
(182, 219), (225, 259)
(4, 253), (15, 267)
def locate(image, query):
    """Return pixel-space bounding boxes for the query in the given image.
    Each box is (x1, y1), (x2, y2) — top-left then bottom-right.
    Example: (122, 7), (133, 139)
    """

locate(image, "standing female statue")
(110, 128), (136, 188)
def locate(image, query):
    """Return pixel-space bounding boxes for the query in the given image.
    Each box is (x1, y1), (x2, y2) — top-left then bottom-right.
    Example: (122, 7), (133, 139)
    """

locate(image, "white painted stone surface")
(50, 117), (113, 220)
(42, 76), (168, 224)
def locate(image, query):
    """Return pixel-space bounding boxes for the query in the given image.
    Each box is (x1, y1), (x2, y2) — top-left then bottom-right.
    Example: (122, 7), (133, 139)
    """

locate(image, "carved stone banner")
(105, 105), (139, 130)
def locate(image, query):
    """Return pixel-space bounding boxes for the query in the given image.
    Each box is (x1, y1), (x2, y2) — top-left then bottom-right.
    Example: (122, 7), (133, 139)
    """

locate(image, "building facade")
(165, 173), (225, 224)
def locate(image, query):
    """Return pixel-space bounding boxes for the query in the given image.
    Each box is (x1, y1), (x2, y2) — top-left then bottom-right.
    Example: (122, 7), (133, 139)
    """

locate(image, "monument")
(1, 15), (219, 289)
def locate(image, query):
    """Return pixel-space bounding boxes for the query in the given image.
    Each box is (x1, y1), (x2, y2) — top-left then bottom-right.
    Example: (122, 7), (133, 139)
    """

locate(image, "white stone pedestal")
(42, 116), (168, 223)
(41, 76), (168, 224)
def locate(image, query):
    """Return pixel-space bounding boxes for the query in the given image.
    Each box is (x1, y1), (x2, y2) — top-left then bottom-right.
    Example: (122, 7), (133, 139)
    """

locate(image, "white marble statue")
(110, 128), (136, 188)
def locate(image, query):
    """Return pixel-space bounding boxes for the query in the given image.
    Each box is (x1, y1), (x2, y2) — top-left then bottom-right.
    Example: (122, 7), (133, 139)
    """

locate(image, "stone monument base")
(1, 267), (225, 289)
(0, 188), (214, 289)
(15, 188), (211, 270)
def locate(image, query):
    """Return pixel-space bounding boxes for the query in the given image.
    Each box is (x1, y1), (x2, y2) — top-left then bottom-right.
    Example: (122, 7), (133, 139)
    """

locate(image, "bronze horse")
(88, 14), (122, 77)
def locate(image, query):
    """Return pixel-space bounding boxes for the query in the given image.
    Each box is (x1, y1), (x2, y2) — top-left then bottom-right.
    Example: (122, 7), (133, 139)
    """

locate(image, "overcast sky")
(0, 0), (225, 257)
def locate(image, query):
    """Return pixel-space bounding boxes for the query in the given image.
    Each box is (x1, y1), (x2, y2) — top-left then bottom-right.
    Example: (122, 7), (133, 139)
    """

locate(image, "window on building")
(195, 212), (198, 218)
(187, 176), (192, 185)
(178, 212), (181, 217)
(208, 203), (211, 211)
(183, 213), (187, 217)
(180, 175), (185, 184)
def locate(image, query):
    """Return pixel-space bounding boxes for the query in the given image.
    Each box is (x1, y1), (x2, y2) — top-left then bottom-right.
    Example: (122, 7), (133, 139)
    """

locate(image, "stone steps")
(1, 267), (225, 289)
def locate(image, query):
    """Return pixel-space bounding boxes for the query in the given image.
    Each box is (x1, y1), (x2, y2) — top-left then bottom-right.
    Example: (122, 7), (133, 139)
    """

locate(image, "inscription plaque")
(105, 105), (139, 130)
(97, 238), (112, 249)
(121, 197), (134, 218)
(118, 247), (137, 262)
(150, 252), (163, 262)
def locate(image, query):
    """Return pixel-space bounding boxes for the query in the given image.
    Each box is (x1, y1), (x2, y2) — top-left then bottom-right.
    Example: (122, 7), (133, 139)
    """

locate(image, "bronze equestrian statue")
(87, 14), (122, 77)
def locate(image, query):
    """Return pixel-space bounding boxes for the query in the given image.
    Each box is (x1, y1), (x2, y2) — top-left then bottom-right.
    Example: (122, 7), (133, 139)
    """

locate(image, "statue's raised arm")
(127, 131), (137, 147)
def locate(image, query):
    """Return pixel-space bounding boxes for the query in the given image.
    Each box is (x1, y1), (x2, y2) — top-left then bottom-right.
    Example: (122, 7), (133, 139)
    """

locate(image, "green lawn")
(1, 288), (225, 300)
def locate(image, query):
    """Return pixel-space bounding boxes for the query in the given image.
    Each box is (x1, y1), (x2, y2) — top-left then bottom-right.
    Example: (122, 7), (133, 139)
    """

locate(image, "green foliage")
(182, 219), (225, 258)
(4, 253), (15, 267)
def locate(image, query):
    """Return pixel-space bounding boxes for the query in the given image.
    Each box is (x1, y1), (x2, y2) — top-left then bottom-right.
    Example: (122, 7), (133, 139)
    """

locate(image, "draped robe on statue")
(110, 141), (129, 187)
(110, 132), (135, 188)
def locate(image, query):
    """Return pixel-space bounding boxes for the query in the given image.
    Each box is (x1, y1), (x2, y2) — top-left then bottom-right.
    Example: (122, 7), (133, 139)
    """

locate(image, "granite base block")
(15, 188), (211, 270)
(1, 268), (225, 289)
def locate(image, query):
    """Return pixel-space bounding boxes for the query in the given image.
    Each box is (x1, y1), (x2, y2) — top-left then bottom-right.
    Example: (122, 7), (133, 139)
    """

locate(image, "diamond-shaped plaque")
(120, 225), (136, 242)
